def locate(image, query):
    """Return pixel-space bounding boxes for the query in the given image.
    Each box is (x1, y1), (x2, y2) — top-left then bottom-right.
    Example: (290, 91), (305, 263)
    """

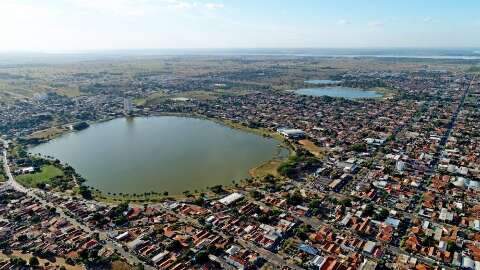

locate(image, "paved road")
(150, 200), (304, 269)
(1, 140), (153, 270)
(237, 239), (304, 270)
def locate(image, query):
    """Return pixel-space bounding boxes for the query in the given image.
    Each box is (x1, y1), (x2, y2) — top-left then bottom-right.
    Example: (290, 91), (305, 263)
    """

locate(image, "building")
(277, 128), (306, 139)
(218, 192), (244, 206)
(124, 98), (133, 115)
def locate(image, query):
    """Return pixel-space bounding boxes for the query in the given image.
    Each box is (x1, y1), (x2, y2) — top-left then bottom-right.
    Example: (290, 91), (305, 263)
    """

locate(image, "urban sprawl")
(0, 57), (480, 270)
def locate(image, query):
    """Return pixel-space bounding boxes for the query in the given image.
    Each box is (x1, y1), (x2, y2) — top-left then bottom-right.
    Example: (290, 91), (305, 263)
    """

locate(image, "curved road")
(1, 139), (153, 270)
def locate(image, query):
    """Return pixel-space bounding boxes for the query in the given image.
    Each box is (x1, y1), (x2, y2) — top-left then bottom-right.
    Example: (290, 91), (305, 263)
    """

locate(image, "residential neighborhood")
(0, 55), (479, 270)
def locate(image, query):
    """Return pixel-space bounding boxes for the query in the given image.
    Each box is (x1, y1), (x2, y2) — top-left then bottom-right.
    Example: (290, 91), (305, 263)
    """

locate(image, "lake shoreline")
(27, 114), (293, 199)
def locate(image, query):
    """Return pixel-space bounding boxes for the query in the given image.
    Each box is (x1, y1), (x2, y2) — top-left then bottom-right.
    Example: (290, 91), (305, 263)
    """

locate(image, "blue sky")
(0, 0), (479, 51)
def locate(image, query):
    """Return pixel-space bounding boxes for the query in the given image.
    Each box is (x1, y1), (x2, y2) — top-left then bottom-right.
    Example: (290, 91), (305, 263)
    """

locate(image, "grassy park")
(16, 165), (64, 187)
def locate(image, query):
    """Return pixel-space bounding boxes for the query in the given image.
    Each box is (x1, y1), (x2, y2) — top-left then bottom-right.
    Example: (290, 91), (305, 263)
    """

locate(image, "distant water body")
(295, 86), (382, 99)
(105, 48), (480, 59)
(2, 48), (480, 65)
(30, 117), (287, 195)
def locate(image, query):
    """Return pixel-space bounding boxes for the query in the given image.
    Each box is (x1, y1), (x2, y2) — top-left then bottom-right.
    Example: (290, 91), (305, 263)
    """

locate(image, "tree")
(339, 198), (352, 207)
(73, 122), (90, 131)
(79, 185), (92, 199)
(10, 257), (27, 266)
(374, 208), (389, 221)
(350, 143), (367, 152)
(278, 163), (296, 178)
(166, 240), (182, 251)
(286, 191), (303, 206)
(422, 235), (435, 247)
(36, 182), (46, 189)
(66, 257), (75, 265)
(250, 190), (263, 200)
(308, 199), (323, 215)
(192, 197), (205, 206)
(363, 203), (375, 217)
(29, 256), (39, 266)
(31, 215), (41, 223)
(210, 185), (224, 194)
(194, 251), (209, 264)
(294, 224), (312, 240)
(446, 240), (456, 252)
(263, 174), (275, 183)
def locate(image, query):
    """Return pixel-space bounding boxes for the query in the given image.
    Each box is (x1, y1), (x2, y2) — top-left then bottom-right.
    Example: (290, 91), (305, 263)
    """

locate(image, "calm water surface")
(295, 86), (382, 99)
(30, 117), (286, 194)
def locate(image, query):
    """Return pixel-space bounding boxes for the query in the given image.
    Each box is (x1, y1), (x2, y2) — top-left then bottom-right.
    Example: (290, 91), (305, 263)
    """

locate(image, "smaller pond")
(304, 79), (342, 85)
(295, 86), (382, 99)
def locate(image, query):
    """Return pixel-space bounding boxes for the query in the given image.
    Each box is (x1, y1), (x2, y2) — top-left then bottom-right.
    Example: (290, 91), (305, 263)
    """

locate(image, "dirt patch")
(28, 127), (68, 140)
(249, 159), (283, 178)
(111, 260), (133, 270)
(298, 139), (325, 158)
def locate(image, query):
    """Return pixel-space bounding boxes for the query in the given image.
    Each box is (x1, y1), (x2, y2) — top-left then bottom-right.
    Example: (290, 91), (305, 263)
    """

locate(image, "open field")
(28, 126), (69, 140)
(219, 119), (287, 142)
(16, 165), (64, 187)
(468, 65), (480, 73)
(298, 139), (325, 158)
(249, 159), (283, 178)
(111, 260), (133, 270)
(1, 55), (476, 104)
(370, 86), (397, 99)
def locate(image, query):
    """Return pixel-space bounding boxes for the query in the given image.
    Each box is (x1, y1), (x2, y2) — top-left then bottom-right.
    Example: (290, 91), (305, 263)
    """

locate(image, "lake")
(30, 116), (287, 195)
(295, 86), (382, 99)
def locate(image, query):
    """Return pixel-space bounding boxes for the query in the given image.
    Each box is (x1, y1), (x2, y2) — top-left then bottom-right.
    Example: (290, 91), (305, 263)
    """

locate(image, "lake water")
(295, 86), (382, 99)
(30, 116), (286, 195)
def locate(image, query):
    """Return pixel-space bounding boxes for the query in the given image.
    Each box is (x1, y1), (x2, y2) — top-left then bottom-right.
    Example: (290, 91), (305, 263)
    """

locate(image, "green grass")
(0, 161), (5, 182)
(16, 165), (64, 187)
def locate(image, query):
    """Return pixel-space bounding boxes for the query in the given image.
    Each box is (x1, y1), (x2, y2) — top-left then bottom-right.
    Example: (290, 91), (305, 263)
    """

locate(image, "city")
(1, 1), (480, 270)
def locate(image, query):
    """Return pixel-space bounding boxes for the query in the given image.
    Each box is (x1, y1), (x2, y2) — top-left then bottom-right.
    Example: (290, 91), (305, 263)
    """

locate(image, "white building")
(124, 98), (133, 115)
(218, 192), (244, 206)
(277, 128), (306, 139)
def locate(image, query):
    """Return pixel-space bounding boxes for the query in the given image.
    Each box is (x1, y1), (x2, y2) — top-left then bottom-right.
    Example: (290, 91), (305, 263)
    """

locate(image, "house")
(152, 251), (169, 264)
(363, 241), (376, 254)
